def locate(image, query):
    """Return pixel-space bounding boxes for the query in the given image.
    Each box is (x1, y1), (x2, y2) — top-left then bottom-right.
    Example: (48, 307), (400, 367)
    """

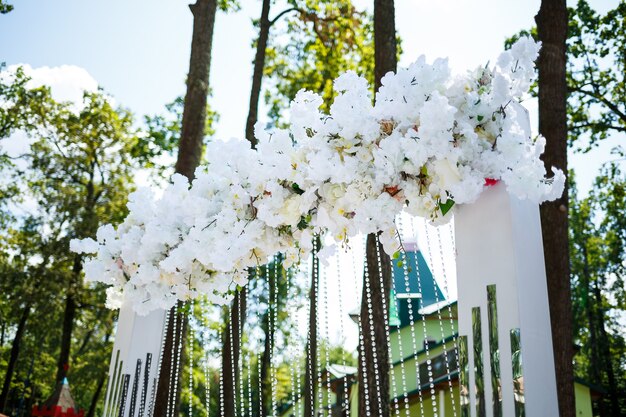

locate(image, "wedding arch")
(73, 37), (562, 417)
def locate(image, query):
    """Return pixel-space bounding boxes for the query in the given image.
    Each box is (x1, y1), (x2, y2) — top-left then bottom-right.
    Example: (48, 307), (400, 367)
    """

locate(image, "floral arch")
(72, 37), (562, 313)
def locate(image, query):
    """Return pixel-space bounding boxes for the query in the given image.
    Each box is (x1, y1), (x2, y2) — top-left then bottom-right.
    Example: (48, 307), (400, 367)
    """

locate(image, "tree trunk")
(358, 234), (392, 417)
(535, 2), (575, 417)
(219, 0), (270, 410)
(174, 0), (218, 180)
(255, 254), (284, 416)
(373, 0), (397, 91)
(303, 238), (319, 417)
(244, 0), (271, 148)
(154, 2), (217, 417)
(219, 288), (247, 417)
(56, 255), (83, 385)
(55, 294), (77, 384)
(0, 304), (30, 413)
(358, 1), (397, 415)
(154, 303), (187, 417)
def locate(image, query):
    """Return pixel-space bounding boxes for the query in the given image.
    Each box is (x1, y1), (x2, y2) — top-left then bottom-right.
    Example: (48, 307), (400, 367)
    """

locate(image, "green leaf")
(297, 215), (308, 230)
(439, 198), (455, 216)
(292, 183), (305, 195)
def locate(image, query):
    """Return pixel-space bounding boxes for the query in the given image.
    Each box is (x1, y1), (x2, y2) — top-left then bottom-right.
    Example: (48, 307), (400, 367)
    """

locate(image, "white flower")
(70, 238), (98, 254)
(70, 37), (565, 313)
(431, 159), (462, 189)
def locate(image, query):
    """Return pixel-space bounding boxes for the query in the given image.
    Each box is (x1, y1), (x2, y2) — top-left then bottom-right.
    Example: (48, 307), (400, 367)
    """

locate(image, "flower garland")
(71, 37), (565, 314)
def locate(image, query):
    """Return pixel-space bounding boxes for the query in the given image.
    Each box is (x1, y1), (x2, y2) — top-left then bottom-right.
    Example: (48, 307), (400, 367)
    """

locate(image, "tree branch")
(269, 7), (302, 27)
(569, 86), (626, 124)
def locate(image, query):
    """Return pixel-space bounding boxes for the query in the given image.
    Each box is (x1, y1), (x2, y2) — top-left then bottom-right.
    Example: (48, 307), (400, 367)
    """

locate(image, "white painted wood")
(455, 183), (558, 417)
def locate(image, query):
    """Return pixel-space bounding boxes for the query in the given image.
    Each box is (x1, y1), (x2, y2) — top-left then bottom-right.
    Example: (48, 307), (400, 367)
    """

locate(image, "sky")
(0, 0), (622, 350)
(1, 0), (619, 196)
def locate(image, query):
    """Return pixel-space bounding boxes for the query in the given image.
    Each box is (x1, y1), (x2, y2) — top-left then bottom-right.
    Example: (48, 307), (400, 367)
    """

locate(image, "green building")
(279, 246), (599, 417)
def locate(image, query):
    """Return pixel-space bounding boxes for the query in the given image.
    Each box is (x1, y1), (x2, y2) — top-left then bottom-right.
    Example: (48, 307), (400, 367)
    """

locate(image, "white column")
(102, 301), (167, 417)
(455, 183), (558, 417)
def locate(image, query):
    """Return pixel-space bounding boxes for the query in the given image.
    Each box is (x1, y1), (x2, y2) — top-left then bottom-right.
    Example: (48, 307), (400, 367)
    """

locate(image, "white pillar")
(455, 183), (558, 417)
(102, 302), (166, 417)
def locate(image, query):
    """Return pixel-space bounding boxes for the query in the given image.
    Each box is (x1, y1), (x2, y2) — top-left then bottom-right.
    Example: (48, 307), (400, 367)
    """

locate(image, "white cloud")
(1, 64), (99, 159)
(10, 63), (98, 104)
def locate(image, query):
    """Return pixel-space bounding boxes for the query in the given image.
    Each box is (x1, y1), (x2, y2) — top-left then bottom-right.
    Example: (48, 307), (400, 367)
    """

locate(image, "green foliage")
(0, 0), (13, 14)
(569, 167), (626, 415)
(507, 1), (626, 152)
(0, 64), (56, 228)
(263, 0), (376, 125)
(0, 67), (162, 415)
(567, 0), (626, 151)
(218, 0), (240, 13)
(0, 65), (55, 139)
(143, 95), (218, 179)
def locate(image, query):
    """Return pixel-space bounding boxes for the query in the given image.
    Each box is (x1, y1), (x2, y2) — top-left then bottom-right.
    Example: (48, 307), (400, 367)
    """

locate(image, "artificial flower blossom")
(71, 37), (565, 314)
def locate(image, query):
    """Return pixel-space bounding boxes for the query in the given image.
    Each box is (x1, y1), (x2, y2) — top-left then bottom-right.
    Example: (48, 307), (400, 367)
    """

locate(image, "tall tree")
(174, 0), (218, 180)
(570, 167), (626, 416)
(0, 75), (149, 413)
(373, 0), (396, 91)
(535, 1), (575, 416)
(32, 93), (139, 386)
(218, 0), (271, 411)
(245, 0), (271, 147)
(219, 288), (247, 417)
(0, 225), (44, 414)
(154, 1), (219, 417)
(357, 1), (396, 416)
(510, 2), (626, 413)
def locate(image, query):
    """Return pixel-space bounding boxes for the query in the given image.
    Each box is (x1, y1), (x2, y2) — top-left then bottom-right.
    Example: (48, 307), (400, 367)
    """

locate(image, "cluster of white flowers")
(71, 37), (564, 314)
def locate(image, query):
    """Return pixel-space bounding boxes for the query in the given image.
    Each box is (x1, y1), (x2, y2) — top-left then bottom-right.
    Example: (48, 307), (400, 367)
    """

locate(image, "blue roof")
(390, 249), (445, 329)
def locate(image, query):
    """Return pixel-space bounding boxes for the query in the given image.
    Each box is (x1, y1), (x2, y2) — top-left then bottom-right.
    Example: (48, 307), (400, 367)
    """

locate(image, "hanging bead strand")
(270, 256), (279, 417)
(255, 265), (264, 417)
(189, 300), (195, 417)
(353, 237), (372, 417)
(408, 219), (437, 417)
(149, 306), (171, 417)
(166, 304), (179, 417)
(335, 249), (350, 415)
(218, 318), (225, 417)
(305, 250), (315, 417)
(362, 237), (384, 417)
(228, 302), (239, 417)
(374, 235), (401, 417)
(433, 225), (459, 417)
(397, 216), (426, 417)
(237, 292), (245, 415)
(322, 257), (333, 415)
(201, 300), (211, 417)
(314, 247), (323, 414)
